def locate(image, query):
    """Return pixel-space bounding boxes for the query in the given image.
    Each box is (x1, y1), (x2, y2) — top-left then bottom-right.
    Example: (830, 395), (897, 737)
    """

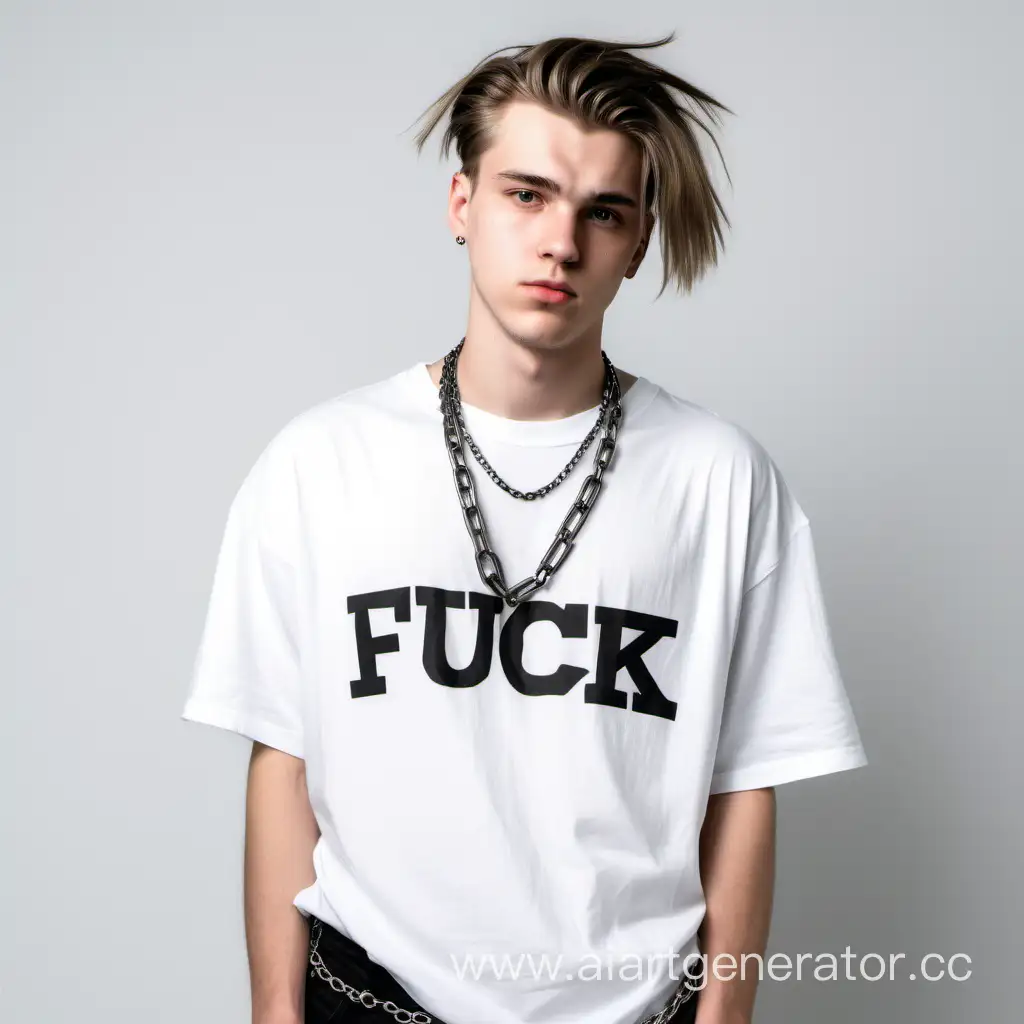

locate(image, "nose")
(538, 208), (580, 265)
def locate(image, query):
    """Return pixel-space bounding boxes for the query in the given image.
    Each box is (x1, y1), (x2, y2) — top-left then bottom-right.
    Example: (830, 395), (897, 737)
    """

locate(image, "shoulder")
(254, 365), (417, 467)
(638, 377), (783, 502)
(222, 369), (413, 556)
(639, 379), (811, 581)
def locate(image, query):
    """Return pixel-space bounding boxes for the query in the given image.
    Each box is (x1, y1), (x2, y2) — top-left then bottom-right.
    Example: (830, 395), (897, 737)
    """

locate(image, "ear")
(447, 171), (473, 242)
(624, 210), (656, 280)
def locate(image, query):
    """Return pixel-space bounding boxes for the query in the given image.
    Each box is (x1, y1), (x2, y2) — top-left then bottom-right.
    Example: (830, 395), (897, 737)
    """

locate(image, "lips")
(523, 280), (576, 296)
(521, 283), (574, 304)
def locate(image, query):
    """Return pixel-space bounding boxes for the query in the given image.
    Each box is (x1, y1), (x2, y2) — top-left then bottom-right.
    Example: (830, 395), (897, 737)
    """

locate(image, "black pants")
(305, 914), (701, 1024)
(305, 914), (442, 1023)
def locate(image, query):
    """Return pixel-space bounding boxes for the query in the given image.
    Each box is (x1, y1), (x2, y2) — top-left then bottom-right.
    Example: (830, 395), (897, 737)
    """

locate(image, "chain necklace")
(438, 339), (623, 608)
(444, 337), (613, 501)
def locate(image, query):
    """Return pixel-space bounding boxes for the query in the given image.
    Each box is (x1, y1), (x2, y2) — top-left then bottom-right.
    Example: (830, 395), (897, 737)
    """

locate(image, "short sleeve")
(181, 428), (306, 758)
(710, 453), (868, 793)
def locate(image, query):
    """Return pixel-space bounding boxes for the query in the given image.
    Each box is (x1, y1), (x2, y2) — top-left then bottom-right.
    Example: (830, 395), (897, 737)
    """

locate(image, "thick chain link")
(443, 338), (614, 501)
(439, 339), (622, 609)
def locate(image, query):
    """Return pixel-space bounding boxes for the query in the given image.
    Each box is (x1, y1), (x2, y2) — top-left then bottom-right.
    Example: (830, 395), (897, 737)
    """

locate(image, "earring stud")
(455, 235), (466, 245)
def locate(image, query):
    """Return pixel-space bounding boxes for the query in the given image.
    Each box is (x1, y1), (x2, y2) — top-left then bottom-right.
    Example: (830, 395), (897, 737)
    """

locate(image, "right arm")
(244, 741), (320, 1024)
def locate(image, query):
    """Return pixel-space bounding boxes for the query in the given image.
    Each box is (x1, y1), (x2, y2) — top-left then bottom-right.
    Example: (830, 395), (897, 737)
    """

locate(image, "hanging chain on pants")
(308, 917), (698, 1024)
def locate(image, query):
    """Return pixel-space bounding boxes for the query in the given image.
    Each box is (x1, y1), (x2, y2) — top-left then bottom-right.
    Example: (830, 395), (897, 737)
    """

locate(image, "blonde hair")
(410, 32), (734, 298)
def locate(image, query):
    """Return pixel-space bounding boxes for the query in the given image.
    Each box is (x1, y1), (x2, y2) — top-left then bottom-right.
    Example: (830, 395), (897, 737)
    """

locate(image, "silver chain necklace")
(438, 338), (623, 608)
(446, 337), (613, 500)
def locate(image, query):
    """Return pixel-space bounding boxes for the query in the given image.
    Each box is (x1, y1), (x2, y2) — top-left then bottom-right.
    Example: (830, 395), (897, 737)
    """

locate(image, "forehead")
(480, 100), (643, 193)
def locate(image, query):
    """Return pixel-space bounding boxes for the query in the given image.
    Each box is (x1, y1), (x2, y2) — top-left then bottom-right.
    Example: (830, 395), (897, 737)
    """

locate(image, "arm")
(695, 787), (776, 1024)
(244, 741), (321, 1024)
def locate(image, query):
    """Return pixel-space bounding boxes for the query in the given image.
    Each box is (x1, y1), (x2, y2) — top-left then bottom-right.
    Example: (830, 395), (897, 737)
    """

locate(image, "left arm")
(694, 787), (776, 1024)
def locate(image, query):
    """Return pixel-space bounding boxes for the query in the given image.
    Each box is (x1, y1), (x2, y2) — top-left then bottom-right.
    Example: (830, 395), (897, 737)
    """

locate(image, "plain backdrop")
(4, 2), (1021, 1022)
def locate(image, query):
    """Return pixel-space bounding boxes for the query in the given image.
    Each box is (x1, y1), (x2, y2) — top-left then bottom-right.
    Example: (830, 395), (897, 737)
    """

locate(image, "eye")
(590, 207), (620, 225)
(513, 189), (539, 204)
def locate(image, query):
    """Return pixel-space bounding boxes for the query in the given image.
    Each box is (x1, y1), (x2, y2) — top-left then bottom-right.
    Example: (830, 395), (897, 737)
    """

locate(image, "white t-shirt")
(182, 360), (867, 1024)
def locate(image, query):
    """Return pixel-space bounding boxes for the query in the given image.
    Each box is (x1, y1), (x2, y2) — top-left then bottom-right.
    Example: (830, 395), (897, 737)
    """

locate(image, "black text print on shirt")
(346, 586), (680, 721)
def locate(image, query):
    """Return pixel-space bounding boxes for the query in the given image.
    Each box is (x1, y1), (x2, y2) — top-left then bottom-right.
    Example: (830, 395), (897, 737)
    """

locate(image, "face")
(447, 100), (654, 352)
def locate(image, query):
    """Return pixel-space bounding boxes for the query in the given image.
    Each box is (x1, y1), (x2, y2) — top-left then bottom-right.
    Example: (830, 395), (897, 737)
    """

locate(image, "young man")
(182, 34), (867, 1024)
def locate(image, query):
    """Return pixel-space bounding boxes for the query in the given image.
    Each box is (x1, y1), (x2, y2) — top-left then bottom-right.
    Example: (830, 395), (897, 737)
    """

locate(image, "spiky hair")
(411, 32), (734, 297)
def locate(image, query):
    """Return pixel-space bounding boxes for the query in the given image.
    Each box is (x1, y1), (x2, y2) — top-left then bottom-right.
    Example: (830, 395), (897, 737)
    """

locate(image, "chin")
(502, 310), (584, 349)
(506, 328), (575, 352)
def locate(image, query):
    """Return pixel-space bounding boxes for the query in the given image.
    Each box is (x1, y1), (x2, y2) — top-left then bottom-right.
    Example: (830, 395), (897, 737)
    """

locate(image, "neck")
(427, 291), (635, 421)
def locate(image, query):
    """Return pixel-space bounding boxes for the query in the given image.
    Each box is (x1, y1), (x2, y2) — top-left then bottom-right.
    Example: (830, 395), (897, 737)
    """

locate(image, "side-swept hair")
(410, 32), (734, 298)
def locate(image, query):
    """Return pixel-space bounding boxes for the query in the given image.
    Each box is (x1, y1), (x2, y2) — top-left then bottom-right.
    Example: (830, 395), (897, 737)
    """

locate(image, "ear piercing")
(455, 235), (466, 245)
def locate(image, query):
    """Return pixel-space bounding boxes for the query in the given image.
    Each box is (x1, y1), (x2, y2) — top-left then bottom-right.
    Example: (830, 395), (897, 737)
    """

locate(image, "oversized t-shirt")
(181, 360), (868, 1024)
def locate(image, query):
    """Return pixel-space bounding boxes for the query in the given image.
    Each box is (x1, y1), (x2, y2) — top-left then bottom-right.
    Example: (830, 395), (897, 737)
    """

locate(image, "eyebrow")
(494, 170), (639, 208)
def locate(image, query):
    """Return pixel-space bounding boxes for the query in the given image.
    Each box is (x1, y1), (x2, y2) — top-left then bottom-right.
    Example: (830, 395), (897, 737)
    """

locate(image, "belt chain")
(308, 917), (697, 1024)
